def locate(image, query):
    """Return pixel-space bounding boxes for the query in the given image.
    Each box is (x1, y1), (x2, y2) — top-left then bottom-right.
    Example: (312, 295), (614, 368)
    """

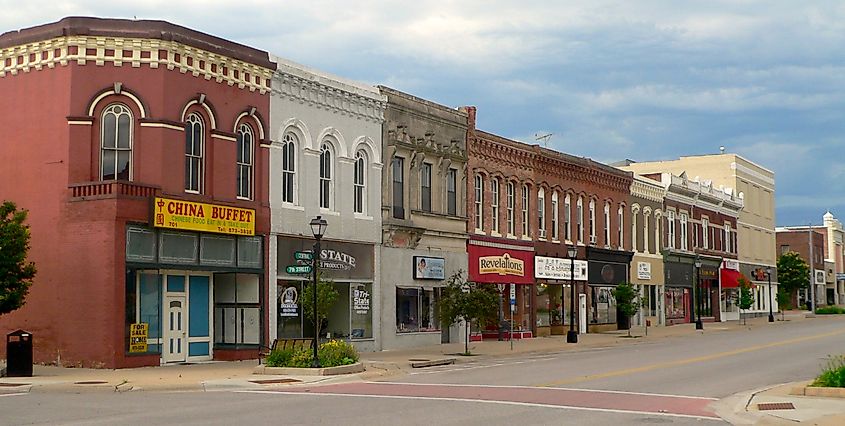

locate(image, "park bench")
(257, 338), (315, 364)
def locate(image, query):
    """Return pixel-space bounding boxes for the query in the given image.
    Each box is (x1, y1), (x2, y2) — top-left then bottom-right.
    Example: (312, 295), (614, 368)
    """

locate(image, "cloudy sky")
(3, 1), (843, 226)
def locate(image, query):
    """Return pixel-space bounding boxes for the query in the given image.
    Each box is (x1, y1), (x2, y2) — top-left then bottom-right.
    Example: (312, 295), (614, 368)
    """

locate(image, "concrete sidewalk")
(718, 380), (845, 425)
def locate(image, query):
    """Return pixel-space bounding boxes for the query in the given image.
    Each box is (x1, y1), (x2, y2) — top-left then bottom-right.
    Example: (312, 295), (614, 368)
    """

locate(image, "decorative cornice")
(273, 70), (386, 123)
(0, 35), (274, 94)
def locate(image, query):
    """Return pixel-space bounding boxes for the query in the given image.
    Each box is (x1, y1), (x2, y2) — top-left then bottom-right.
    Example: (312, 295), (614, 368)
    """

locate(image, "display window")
(396, 287), (441, 333)
(590, 286), (617, 324)
(665, 287), (687, 319)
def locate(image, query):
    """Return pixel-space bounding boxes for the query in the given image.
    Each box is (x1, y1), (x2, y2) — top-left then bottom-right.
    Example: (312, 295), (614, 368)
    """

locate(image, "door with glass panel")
(163, 295), (187, 363)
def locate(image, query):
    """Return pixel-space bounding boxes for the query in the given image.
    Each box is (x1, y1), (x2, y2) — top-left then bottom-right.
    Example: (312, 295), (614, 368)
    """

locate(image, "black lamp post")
(767, 267), (774, 322)
(309, 215), (327, 368)
(695, 257), (703, 330)
(567, 245), (579, 343)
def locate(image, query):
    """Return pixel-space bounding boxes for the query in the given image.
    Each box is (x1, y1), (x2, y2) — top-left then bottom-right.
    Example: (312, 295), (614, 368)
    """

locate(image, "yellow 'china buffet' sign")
(152, 197), (255, 236)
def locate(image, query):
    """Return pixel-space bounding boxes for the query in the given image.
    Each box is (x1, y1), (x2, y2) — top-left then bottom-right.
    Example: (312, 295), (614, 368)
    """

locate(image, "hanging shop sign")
(152, 197), (255, 236)
(129, 323), (148, 353)
(468, 240), (534, 284)
(637, 262), (651, 280)
(534, 256), (588, 281)
(279, 286), (299, 317)
(413, 256), (446, 280)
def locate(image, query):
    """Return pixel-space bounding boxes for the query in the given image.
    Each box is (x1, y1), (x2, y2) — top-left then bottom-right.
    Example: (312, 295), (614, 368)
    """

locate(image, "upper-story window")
(474, 174), (483, 231)
(680, 213), (688, 250)
(702, 217), (710, 249)
(522, 184), (529, 237)
(604, 202), (611, 247)
(631, 206), (639, 252)
(506, 182), (515, 235)
(490, 179), (499, 233)
(564, 194), (571, 241)
(643, 210), (650, 253)
(354, 150), (367, 214)
(725, 223), (733, 253)
(654, 212), (662, 252)
(281, 133), (297, 204)
(236, 124), (254, 200)
(421, 163), (432, 213)
(577, 197), (584, 243)
(618, 206), (624, 249)
(537, 188), (546, 239)
(184, 113), (204, 193)
(551, 192), (559, 240)
(589, 199), (596, 244)
(100, 103), (132, 181)
(667, 210), (676, 249)
(319, 143), (333, 210)
(392, 157), (405, 219)
(447, 169), (457, 216)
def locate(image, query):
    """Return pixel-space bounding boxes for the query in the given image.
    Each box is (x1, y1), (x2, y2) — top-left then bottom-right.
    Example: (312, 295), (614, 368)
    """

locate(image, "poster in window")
(413, 256), (446, 280)
(129, 323), (148, 353)
(279, 286), (299, 317)
(353, 287), (371, 314)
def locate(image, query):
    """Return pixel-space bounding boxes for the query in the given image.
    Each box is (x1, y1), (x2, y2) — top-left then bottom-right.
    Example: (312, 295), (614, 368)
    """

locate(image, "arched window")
(185, 113), (204, 193)
(236, 124), (254, 200)
(617, 206), (624, 249)
(281, 133), (297, 204)
(564, 194), (571, 241)
(319, 143), (333, 209)
(577, 196), (584, 242)
(589, 199), (596, 244)
(604, 202), (611, 247)
(506, 182), (515, 235)
(522, 184), (529, 237)
(537, 188), (546, 239)
(100, 104), (132, 181)
(551, 192), (559, 240)
(474, 174), (483, 231)
(491, 179), (499, 233)
(354, 150), (367, 214)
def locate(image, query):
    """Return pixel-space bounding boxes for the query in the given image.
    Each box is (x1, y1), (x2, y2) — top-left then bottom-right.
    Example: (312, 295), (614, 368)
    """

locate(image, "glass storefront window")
(665, 287), (686, 319)
(277, 281), (303, 339)
(124, 272), (162, 354)
(396, 287), (441, 333)
(722, 288), (739, 313)
(590, 286), (617, 324)
(351, 283), (373, 339)
(642, 285), (658, 317)
(214, 273), (260, 345)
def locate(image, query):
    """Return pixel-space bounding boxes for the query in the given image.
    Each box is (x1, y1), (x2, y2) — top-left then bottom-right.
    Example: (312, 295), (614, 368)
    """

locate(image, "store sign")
(279, 286), (299, 317)
(637, 262), (651, 280)
(722, 259), (740, 271)
(414, 256), (446, 280)
(320, 249), (357, 271)
(129, 323), (148, 353)
(353, 288), (370, 314)
(534, 256), (588, 281)
(588, 260), (629, 285)
(815, 270), (826, 285)
(837, 273), (845, 281)
(152, 197), (255, 236)
(277, 238), (374, 280)
(479, 253), (525, 277)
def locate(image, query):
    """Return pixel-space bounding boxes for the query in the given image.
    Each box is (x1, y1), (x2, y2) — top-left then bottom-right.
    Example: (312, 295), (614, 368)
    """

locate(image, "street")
(3, 316), (845, 425)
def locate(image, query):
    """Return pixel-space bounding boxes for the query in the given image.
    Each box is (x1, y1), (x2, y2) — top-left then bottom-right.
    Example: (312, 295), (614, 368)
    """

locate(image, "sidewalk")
(717, 380), (845, 425)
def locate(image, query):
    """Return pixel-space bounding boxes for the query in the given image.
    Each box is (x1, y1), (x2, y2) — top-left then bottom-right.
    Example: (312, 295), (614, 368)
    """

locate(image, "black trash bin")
(6, 330), (33, 377)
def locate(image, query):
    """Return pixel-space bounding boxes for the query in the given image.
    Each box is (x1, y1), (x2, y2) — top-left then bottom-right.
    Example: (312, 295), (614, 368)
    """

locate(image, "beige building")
(621, 153), (779, 314)
(628, 175), (666, 327)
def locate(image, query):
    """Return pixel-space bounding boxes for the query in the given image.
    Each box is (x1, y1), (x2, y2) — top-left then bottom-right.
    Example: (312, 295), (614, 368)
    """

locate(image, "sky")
(2, 1), (843, 226)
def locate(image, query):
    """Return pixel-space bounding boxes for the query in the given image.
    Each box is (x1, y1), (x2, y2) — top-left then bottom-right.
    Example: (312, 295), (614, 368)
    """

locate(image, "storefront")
(631, 255), (665, 327)
(125, 197), (264, 365)
(534, 254), (588, 336)
(664, 258), (694, 325)
(586, 247), (633, 332)
(698, 261), (720, 322)
(276, 237), (376, 352)
(468, 236), (535, 339)
(719, 259), (742, 321)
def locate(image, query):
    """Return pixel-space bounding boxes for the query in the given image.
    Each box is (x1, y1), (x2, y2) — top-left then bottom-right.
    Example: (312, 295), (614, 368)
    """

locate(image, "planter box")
(790, 385), (845, 398)
(253, 362), (364, 376)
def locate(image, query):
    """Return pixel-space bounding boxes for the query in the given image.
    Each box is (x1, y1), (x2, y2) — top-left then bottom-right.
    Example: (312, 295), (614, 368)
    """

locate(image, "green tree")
(737, 276), (754, 325)
(1, 201), (37, 315)
(439, 271), (499, 355)
(777, 251), (810, 307)
(301, 273), (339, 339)
(611, 282), (641, 337)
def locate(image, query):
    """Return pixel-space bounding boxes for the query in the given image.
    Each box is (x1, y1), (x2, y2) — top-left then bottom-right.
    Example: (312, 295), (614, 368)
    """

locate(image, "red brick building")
(464, 106), (633, 336)
(0, 18), (274, 368)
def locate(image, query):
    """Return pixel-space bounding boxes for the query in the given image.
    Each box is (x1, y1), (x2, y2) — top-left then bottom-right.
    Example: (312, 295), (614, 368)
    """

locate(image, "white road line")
(369, 381), (719, 401)
(0, 392), (28, 398)
(235, 390), (719, 421)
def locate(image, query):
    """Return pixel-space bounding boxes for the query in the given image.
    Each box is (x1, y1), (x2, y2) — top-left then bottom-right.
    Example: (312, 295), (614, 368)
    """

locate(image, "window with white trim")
(617, 206), (623, 249)
(577, 197), (584, 242)
(184, 113), (204, 193)
(236, 124), (254, 200)
(725, 223), (732, 253)
(551, 192), (559, 240)
(667, 210), (676, 249)
(421, 163), (432, 213)
(392, 157), (405, 219)
(537, 188), (546, 239)
(319, 143), (333, 209)
(281, 133), (297, 204)
(522, 184), (530, 237)
(680, 213), (688, 250)
(702, 217), (709, 249)
(491, 179), (499, 233)
(589, 199), (596, 243)
(643, 211), (650, 253)
(564, 194), (571, 241)
(604, 202), (611, 247)
(447, 169), (457, 216)
(474, 175), (483, 231)
(100, 103), (132, 181)
(354, 150), (367, 214)
(506, 182), (515, 235)
(631, 207), (639, 252)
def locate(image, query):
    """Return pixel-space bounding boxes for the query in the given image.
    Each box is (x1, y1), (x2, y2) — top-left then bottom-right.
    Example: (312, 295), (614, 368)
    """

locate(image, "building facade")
(267, 56), (386, 352)
(628, 175), (665, 327)
(0, 17), (274, 367)
(822, 212), (844, 305)
(776, 226), (828, 308)
(379, 87), (469, 349)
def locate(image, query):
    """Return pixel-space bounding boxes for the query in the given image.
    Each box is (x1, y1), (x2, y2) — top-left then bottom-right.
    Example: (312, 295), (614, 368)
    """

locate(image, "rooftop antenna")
(719, 146), (726, 154)
(535, 133), (553, 147)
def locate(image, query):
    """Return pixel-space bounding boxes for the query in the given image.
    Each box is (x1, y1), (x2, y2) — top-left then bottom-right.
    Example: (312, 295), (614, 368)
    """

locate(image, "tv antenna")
(535, 133), (553, 147)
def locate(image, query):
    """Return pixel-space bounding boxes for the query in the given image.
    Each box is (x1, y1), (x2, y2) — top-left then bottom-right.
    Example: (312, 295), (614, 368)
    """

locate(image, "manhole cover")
(0, 383), (28, 387)
(74, 380), (109, 385)
(758, 402), (795, 411)
(249, 378), (301, 385)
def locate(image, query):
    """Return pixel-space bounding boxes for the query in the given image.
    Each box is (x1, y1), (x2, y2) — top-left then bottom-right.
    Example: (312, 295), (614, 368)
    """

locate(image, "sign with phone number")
(152, 197), (255, 236)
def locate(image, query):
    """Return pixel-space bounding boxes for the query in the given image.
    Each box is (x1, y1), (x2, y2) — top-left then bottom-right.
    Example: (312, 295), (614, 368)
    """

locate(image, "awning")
(721, 269), (753, 288)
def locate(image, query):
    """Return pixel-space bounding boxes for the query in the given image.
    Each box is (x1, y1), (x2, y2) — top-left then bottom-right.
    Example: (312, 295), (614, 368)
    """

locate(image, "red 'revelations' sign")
(468, 244), (534, 284)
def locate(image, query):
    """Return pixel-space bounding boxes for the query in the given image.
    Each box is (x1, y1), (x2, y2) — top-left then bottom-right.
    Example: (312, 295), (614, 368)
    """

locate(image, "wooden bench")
(258, 338), (315, 364)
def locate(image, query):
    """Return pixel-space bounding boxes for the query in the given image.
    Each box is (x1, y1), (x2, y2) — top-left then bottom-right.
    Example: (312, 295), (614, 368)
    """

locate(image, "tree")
(439, 271), (499, 355)
(737, 276), (754, 325)
(301, 272), (339, 339)
(777, 251), (810, 307)
(611, 282), (641, 337)
(1, 201), (37, 315)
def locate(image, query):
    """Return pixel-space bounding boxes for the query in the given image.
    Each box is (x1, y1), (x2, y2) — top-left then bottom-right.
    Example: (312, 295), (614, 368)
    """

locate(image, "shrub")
(816, 307), (845, 315)
(811, 355), (845, 388)
(319, 339), (359, 367)
(265, 348), (294, 367)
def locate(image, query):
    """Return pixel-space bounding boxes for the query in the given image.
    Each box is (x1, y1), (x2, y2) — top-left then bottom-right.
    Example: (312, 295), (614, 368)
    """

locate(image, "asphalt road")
(3, 316), (844, 425)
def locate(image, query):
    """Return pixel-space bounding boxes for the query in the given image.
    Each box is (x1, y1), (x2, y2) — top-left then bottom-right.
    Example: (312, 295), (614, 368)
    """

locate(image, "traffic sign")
(286, 265), (312, 275)
(294, 251), (313, 261)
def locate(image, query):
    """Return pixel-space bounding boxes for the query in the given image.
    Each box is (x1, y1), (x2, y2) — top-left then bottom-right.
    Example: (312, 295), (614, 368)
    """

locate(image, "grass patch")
(811, 355), (845, 388)
(815, 307), (845, 315)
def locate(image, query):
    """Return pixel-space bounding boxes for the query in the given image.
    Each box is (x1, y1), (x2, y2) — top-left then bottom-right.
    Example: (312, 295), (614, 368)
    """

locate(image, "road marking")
(536, 328), (845, 387)
(0, 392), (28, 397)
(238, 390), (719, 420)
(377, 381), (718, 400)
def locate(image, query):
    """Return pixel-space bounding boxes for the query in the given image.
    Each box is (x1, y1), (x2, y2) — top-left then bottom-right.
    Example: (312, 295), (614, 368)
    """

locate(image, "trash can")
(6, 330), (33, 377)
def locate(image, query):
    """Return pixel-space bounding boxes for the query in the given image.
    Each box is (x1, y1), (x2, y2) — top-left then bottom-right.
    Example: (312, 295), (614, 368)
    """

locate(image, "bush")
(816, 306), (845, 315)
(811, 355), (845, 388)
(265, 340), (358, 368)
(265, 348), (293, 367)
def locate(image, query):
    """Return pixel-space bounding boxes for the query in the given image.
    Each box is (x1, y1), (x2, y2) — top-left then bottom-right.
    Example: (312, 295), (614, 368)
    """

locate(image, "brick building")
(776, 226), (827, 308)
(0, 18), (274, 367)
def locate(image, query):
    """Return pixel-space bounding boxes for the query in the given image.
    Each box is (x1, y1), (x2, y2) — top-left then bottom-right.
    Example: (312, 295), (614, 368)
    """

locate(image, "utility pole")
(808, 224), (816, 313)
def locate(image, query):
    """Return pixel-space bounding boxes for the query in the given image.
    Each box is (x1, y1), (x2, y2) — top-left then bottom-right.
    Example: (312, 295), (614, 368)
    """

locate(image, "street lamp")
(694, 257), (703, 330)
(766, 267), (774, 323)
(309, 215), (327, 368)
(567, 245), (578, 343)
